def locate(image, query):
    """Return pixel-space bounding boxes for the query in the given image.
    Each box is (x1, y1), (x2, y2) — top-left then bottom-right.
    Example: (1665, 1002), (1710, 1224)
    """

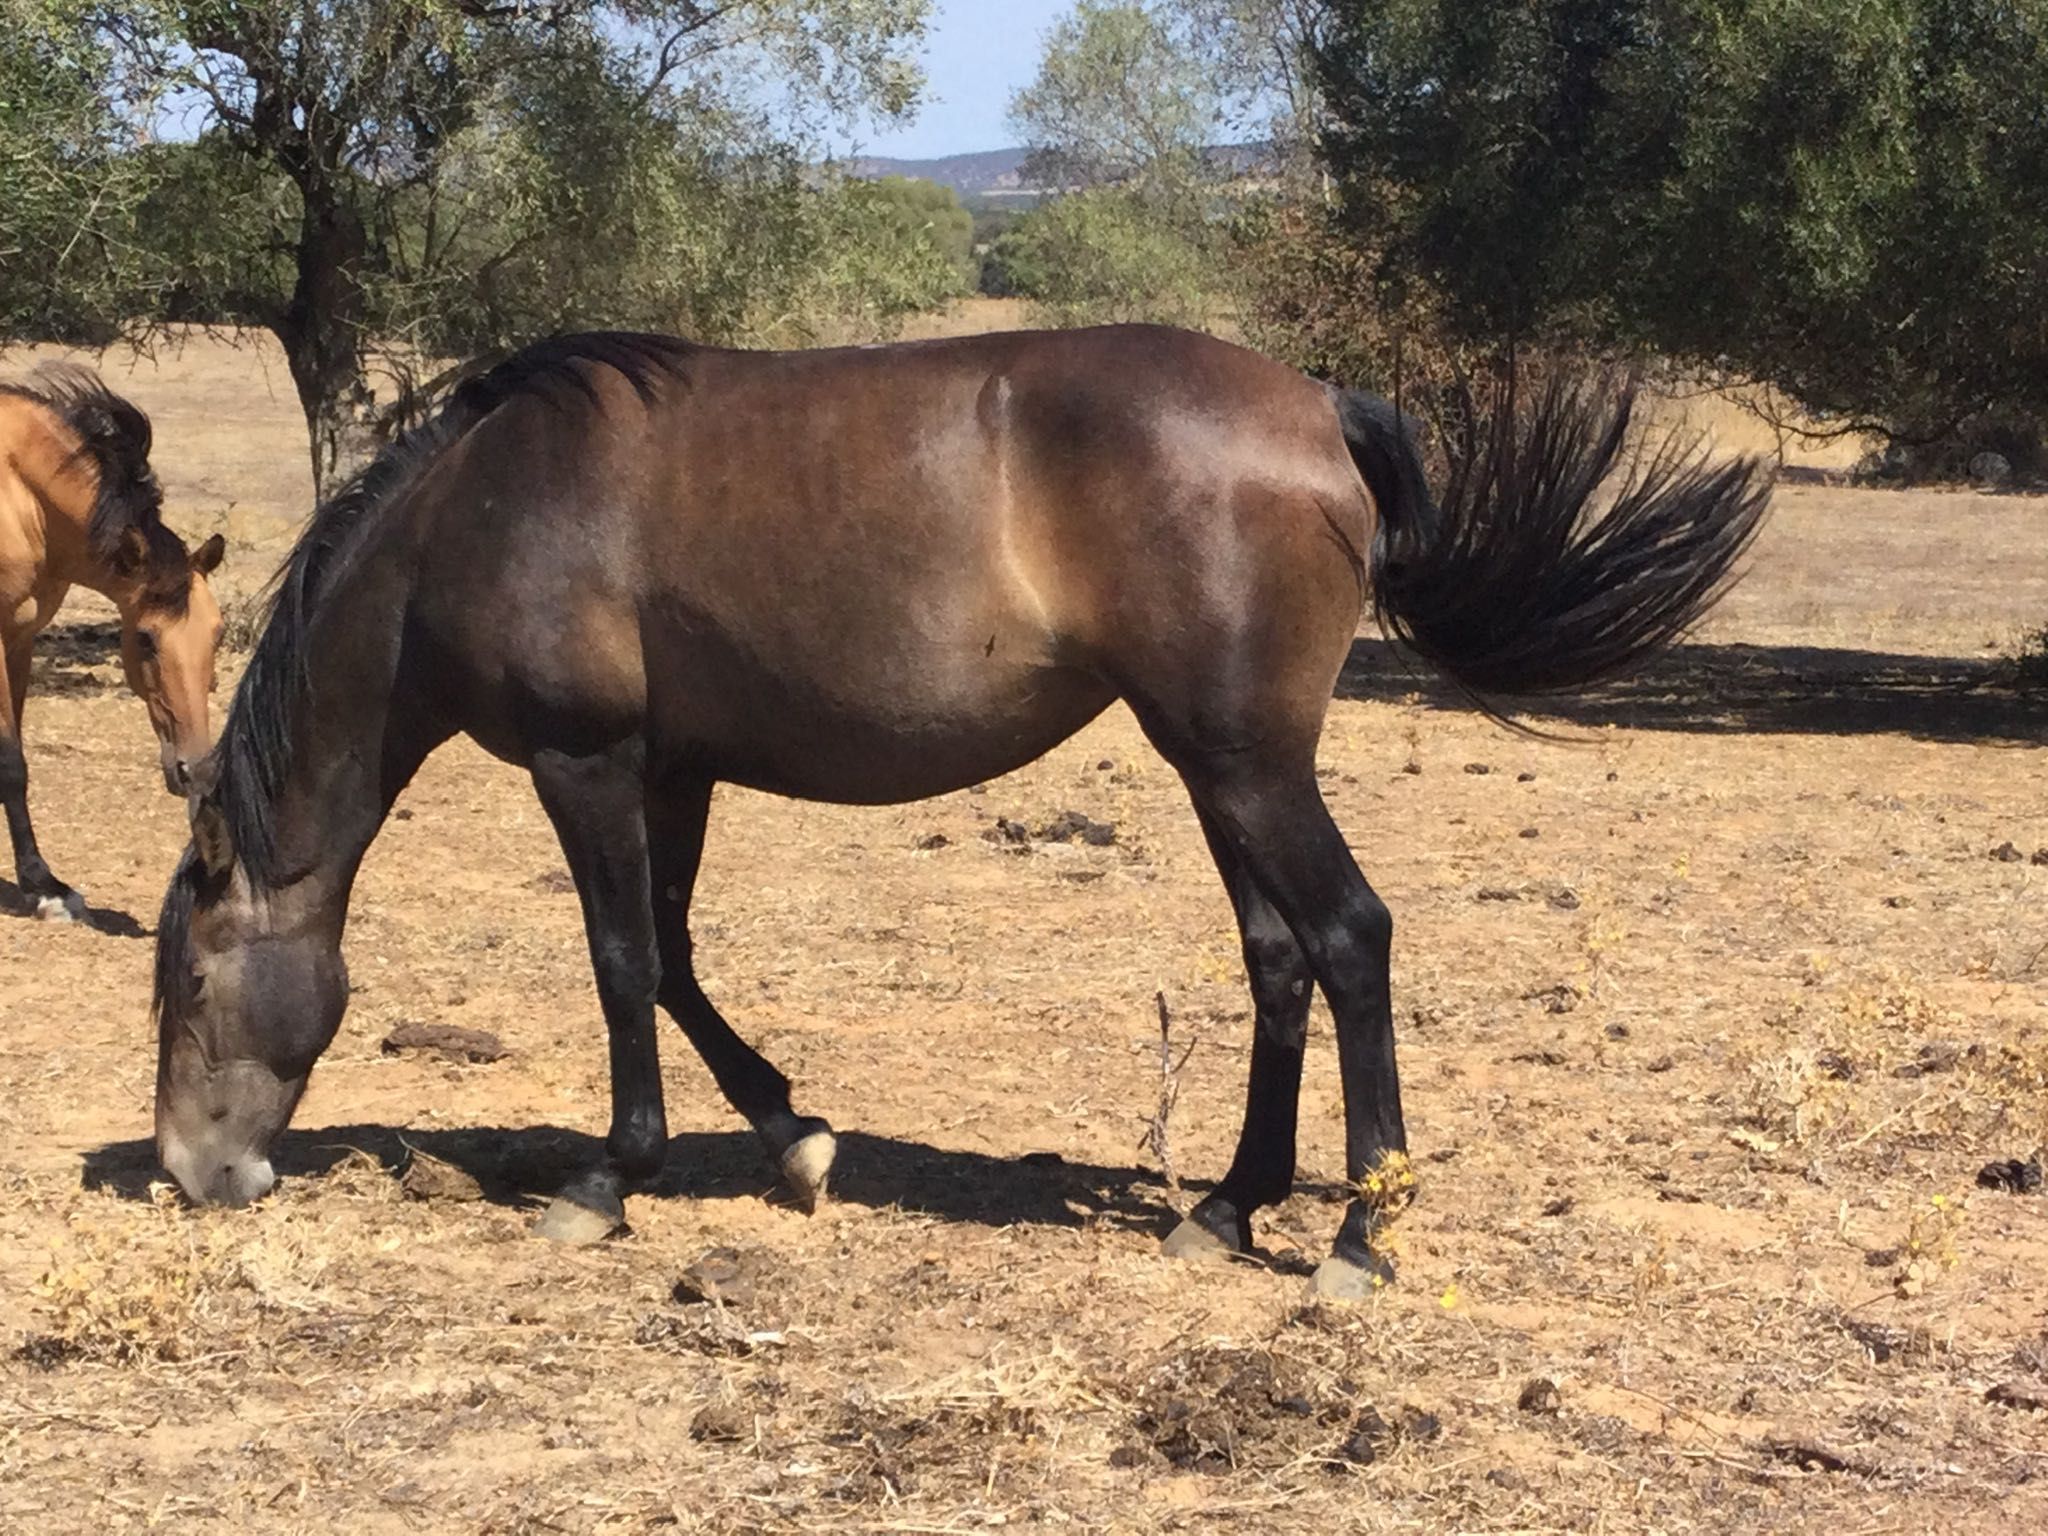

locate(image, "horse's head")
(113, 528), (227, 795)
(153, 790), (348, 1207)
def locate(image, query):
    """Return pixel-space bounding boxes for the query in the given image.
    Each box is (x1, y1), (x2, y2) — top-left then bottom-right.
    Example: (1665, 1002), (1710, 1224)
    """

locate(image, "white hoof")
(1160, 1217), (1236, 1263)
(1311, 1254), (1390, 1302)
(535, 1193), (624, 1246)
(34, 892), (81, 923)
(780, 1130), (837, 1212)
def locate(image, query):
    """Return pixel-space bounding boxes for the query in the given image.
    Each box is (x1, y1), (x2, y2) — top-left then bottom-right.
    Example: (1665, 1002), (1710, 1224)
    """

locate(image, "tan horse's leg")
(1, 631), (81, 919)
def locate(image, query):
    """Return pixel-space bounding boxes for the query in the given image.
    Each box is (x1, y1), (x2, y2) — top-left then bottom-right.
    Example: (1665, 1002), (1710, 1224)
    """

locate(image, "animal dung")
(379, 1020), (507, 1064)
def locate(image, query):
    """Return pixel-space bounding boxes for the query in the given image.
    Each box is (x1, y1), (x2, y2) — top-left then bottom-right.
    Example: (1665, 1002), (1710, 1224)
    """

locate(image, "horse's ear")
(187, 758), (233, 877)
(111, 525), (150, 577)
(191, 533), (226, 576)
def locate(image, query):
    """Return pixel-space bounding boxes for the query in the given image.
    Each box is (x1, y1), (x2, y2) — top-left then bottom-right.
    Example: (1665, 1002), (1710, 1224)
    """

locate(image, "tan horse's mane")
(0, 365), (187, 609)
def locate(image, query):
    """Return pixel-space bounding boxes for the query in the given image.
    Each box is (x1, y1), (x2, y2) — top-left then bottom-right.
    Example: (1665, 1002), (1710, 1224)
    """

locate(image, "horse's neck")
(252, 557), (444, 916)
(0, 400), (118, 599)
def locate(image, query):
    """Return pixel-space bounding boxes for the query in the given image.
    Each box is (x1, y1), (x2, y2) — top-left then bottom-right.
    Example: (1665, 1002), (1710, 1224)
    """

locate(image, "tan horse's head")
(111, 527), (228, 795)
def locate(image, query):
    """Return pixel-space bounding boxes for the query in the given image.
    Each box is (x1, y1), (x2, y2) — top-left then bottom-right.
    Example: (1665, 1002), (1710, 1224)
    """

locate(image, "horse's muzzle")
(200, 1158), (277, 1208)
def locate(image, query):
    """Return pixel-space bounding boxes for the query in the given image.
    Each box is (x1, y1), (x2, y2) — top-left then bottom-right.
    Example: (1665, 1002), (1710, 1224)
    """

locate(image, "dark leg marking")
(530, 744), (665, 1243)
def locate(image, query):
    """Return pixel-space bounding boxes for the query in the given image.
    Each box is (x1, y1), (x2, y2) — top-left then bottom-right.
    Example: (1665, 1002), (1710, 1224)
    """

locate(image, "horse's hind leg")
(528, 743), (668, 1244)
(648, 780), (836, 1209)
(1169, 748), (1408, 1299)
(1161, 806), (1312, 1261)
(0, 636), (81, 921)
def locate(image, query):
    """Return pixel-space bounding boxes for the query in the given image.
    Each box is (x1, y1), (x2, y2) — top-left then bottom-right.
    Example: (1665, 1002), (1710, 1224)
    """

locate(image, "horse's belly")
(651, 663), (1117, 805)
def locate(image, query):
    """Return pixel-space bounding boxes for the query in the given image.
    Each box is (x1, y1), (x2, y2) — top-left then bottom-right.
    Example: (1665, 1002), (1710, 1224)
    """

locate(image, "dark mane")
(0, 365), (175, 585)
(155, 330), (694, 1023)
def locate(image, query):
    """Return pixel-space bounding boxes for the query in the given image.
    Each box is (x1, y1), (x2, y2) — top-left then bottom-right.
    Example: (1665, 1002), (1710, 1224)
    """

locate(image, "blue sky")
(839, 0), (1074, 159)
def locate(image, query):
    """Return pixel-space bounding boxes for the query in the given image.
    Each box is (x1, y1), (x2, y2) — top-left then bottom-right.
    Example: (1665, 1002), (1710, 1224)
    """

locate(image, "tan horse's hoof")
(1311, 1253), (1392, 1301)
(780, 1129), (836, 1213)
(1160, 1216), (1236, 1263)
(536, 1193), (624, 1246)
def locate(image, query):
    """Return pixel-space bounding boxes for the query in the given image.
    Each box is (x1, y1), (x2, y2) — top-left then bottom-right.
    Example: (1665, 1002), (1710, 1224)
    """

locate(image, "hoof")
(780, 1127), (837, 1213)
(34, 890), (83, 923)
(1161, 1216), (1237, 1263)
(536, 1185), (625, 1246)
(1311, 1251), (1394, 1302)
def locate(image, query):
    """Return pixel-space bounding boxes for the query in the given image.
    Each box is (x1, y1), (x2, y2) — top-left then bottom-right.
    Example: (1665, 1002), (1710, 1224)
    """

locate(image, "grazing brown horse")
(0, 367), (226, 919)
(153, 327), (1765, 1295)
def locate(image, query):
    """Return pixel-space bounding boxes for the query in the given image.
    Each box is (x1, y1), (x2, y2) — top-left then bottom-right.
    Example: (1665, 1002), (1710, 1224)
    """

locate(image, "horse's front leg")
(527, 741), (667, 1244)
(1, 635), (82, 921)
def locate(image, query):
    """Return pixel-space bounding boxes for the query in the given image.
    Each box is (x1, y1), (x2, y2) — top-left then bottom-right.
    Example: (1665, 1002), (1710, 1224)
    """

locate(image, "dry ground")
(0, 329), (2044, 1534)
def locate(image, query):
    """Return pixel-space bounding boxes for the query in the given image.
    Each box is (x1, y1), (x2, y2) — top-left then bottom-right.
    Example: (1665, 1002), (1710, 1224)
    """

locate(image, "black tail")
(1337, 376), (1770, 699)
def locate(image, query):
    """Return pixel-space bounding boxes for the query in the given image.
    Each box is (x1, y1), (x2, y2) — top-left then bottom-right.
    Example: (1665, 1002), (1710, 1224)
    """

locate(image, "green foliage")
(0, 2), (139, 339)
(1315, 1), (2048, 439)
(4, 1), (936, 487)
(1009, 1), (1219, 193)
(861, 176), (977, 286)
(993, 187), (1222, 329)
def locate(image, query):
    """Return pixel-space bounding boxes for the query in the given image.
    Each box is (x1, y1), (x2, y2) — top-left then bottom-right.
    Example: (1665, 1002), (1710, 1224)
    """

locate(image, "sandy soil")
(0, 331), (2044, 1534)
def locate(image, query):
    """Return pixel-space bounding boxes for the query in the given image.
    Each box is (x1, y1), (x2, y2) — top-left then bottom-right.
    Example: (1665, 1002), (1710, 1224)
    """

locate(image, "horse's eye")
(134, 630), (159, 662)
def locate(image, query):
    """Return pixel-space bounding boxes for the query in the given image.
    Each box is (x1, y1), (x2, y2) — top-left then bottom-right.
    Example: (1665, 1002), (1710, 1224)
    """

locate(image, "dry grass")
(0, 332), (2045, 1533)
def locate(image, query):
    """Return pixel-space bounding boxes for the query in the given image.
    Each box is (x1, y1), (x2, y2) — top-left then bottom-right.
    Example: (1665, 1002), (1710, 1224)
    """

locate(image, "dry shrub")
(26, 1206), (228, 1364)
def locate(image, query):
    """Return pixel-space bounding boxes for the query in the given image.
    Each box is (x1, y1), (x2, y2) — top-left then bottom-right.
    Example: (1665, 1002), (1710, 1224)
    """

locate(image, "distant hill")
(846, 143), (1276, 202)
(846, 149), (1036, 199)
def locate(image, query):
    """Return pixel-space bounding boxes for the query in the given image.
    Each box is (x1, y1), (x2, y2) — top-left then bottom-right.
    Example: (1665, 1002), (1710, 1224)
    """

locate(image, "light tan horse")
(0, 365), (225, 920)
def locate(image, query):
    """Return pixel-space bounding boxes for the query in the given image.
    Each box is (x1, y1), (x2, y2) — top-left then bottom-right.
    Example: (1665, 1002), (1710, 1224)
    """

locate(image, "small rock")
(1397, 1406), (1443, 1443)
(1516, 771), (1537, 783)
(1645, 1054), (1676, 1073)
(1604, 1021), (1630, 1039)
(2033, 848), (2048, 866)
(393, 808), (415, 821)
(1991, 841), (2024, 862)
(691, 1401), (751, 1443)
(1035, 810), (1117, 847)
(1969, 451), (2012, 487)
(1986, 1382), (2048, 1412)
(380, 1021), (506, 1064)
(1097, 759), (1115, 771)
(1486, 1467), (1528, 1491)
(914, 832), (950, 851)
(1814, 1050), (1858, 1081)
(1517, 1378), (1562, 1415)
(1975, 1157), (2044, 1195)
(1546, 887), (1581, 911)
(1401, 761), (1423, 775)
(1518, 827), (1540, 839)
(1540, 1195), (1575, 1217)
(1464, 763), (1491, 775)
(1107, 1443), (1151, 1468)
(982, 817), (1032, 848)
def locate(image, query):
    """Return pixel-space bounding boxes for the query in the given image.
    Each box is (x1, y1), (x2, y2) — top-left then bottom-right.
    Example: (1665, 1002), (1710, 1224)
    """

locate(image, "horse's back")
(404, 326), (1368, 798)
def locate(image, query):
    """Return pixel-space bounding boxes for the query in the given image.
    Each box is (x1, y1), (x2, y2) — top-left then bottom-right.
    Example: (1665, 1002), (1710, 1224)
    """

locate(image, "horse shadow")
(0, 878), (146, 936)
(1341, 636), (2042, 744)
(78, 1122), (1267, 1242)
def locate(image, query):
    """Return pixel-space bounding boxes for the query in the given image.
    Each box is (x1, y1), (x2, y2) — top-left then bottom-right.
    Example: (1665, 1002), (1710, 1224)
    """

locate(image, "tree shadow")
(80, 1122), (1313, 1241)
(26, 619), (124, 697)
(1340, 637), (2042, 744)
(0, 877), (146, 936)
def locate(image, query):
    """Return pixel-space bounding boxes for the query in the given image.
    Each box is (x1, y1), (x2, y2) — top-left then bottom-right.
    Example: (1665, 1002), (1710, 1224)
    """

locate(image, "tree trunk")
(275, 186), (380, 500)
